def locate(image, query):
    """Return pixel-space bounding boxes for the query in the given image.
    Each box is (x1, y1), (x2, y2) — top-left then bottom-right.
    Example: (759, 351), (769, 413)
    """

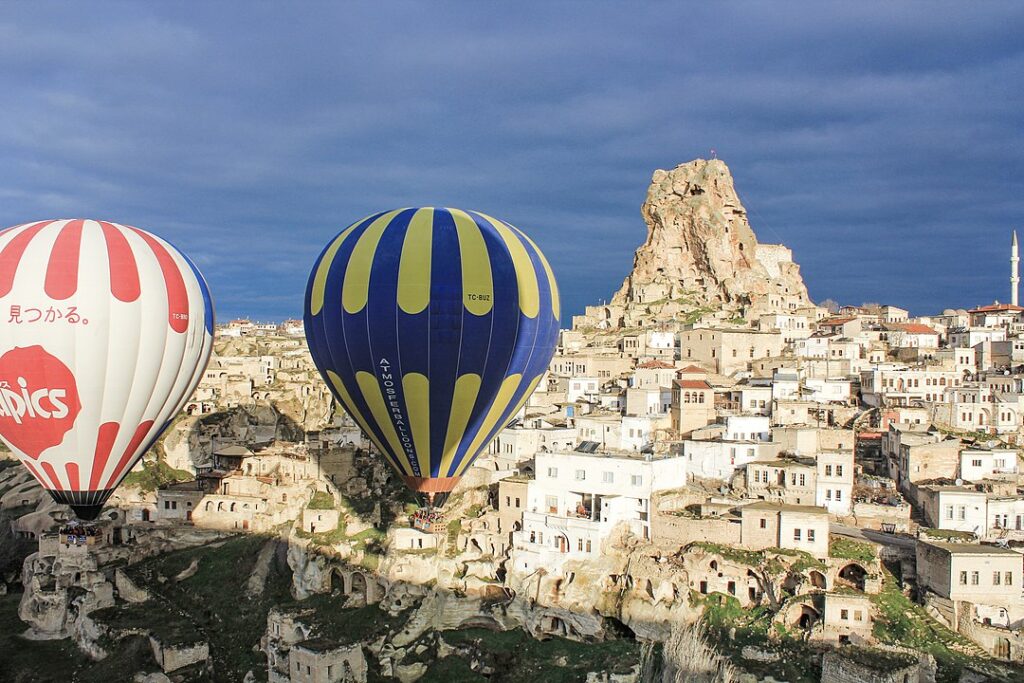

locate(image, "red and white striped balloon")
(0, 219), (214, 519)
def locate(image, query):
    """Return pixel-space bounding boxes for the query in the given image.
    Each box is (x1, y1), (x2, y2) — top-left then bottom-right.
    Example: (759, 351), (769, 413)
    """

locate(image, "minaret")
(1013, 230), (1020, 306)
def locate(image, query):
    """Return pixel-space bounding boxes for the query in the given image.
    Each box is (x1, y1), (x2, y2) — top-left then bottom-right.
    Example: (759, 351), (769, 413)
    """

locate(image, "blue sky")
(1, 2), (1022, 322)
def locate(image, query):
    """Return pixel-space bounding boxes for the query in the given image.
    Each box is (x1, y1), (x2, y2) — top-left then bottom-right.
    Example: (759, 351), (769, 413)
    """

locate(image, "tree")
(818, 298), (841, 314)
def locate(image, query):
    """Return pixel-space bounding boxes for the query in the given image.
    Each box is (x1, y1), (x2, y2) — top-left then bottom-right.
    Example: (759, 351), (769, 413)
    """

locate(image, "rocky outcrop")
(577, 158), (810, 329)
(19, 550), (116, 641)
(615, 158), (809, 308)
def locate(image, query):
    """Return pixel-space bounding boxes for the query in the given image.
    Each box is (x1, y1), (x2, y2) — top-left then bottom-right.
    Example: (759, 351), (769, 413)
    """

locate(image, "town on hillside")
(3, 159), (1024, 683)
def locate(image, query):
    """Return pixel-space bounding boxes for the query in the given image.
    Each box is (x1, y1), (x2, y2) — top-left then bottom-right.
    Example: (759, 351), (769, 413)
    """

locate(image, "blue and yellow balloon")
(304, 208), (560, 506)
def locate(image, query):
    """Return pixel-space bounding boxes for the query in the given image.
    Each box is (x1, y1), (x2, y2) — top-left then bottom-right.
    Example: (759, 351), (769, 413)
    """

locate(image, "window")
(825, 465), (832, 476)
(759, 518), (767, 529)
(945, 505), (954, 520)
(835, 490), (842, 501)
(799, 474), (806, 486)
(548, 467), (558, 478)
(578, 539), (583, 551)
(854, 610), (862, 621)
(505, 497), (510, 507)
(793, 529), (802, 541)
(958, 506), (966, 520)
(545, 496), (557, 513)
(971, 571), (979, 585)
(631, 475), (642, 486)
(960, 571), (968, 585)
(602, 471), (614, 484)
(575, 470), (586, 481)
(807, 529), (815, 542)
(972, 459), (982, 467)
(586, 540), (592, 552)
(515, 497), (520, 507)
(836, 465), (843, 477)
(1007, 572), (1013, 586)
(994, 572), (1002, 585)
(840, 609), (849, 620)
(826, 489), (832, 500)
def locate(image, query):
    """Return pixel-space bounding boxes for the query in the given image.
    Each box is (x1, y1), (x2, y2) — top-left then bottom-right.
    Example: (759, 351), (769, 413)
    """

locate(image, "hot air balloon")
(304, 208), (559, 507)
(0, 220), (214, 521)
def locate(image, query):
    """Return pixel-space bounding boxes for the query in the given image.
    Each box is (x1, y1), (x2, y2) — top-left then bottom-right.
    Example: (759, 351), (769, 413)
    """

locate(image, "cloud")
(0, 2), (1021, 320)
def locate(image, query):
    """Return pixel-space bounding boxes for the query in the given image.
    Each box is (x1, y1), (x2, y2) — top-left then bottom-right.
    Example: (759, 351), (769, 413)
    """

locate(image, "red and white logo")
(0, 345), (81, 459)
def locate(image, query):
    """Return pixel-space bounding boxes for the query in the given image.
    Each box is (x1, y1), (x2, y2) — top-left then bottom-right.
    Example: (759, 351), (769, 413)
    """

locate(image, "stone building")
(678, 328), (784, 375)
(916, 541), (1022, 605)
(738, 501), (830, 558)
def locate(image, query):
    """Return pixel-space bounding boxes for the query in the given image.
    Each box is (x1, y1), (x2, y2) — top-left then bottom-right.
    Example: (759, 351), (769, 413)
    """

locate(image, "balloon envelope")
(304, 208), (559, 504)
(0, 220), (214, 520)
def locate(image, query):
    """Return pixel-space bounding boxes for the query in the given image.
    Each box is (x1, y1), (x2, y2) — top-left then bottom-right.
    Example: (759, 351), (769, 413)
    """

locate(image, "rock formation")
(576, 158), (810, 329)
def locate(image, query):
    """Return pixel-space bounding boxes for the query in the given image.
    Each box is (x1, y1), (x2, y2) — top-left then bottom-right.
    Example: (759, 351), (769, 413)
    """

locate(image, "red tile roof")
(891, 323), (939, 335)
(676, 379), (712, 390)
(821, 317), (855, 326)
(679, 365), (706, 374)
(969, 303), (1024, 313)
(637, 360), (675, 369)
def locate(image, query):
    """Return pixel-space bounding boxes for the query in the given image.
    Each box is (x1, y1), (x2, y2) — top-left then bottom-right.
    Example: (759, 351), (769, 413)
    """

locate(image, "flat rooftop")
(921, 540), (1021, 555)
(742, 501), (828, 515)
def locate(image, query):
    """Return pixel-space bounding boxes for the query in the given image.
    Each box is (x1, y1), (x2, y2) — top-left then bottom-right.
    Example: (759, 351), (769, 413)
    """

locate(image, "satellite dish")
(955, 478), (964, 486)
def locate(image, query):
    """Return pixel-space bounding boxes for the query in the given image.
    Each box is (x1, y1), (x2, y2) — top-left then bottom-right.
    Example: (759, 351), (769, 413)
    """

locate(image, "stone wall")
(650, 513), (741, 549)
(819, 650), (922, 683)
(851, 501), (912, 532)
(956, 602), (1024, 662)
(114, 568), (151, 603)
(149, 635), (209, 673)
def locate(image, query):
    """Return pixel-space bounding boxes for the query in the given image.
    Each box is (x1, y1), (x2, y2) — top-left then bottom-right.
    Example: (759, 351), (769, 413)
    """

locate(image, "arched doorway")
(838, 563), (867, 591)
(796, 605), (820, 629)
(330, 569), (345, 595)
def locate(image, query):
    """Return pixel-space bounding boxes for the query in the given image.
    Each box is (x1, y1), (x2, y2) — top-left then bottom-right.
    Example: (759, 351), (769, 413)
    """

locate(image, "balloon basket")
(411, 506), (448, 534)
(57, 520), (101, 548)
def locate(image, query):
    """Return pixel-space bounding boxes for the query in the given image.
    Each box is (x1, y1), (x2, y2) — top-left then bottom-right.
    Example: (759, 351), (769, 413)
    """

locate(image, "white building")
(960, 447), (1019, 482)
(567, 377), (600, 402)
(724, 415), (771, 442)
(814, 450), (854, 516)
(926, 487), (989, 536)
(512, 450), (687, 573)
(683, 439), (782, 481)
(948, 327), (1007, 349)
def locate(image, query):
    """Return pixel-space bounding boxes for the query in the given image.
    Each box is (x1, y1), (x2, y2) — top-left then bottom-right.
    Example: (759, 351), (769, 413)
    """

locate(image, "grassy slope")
(93, 534), (293, 682)
(428, 627), (640, 683)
